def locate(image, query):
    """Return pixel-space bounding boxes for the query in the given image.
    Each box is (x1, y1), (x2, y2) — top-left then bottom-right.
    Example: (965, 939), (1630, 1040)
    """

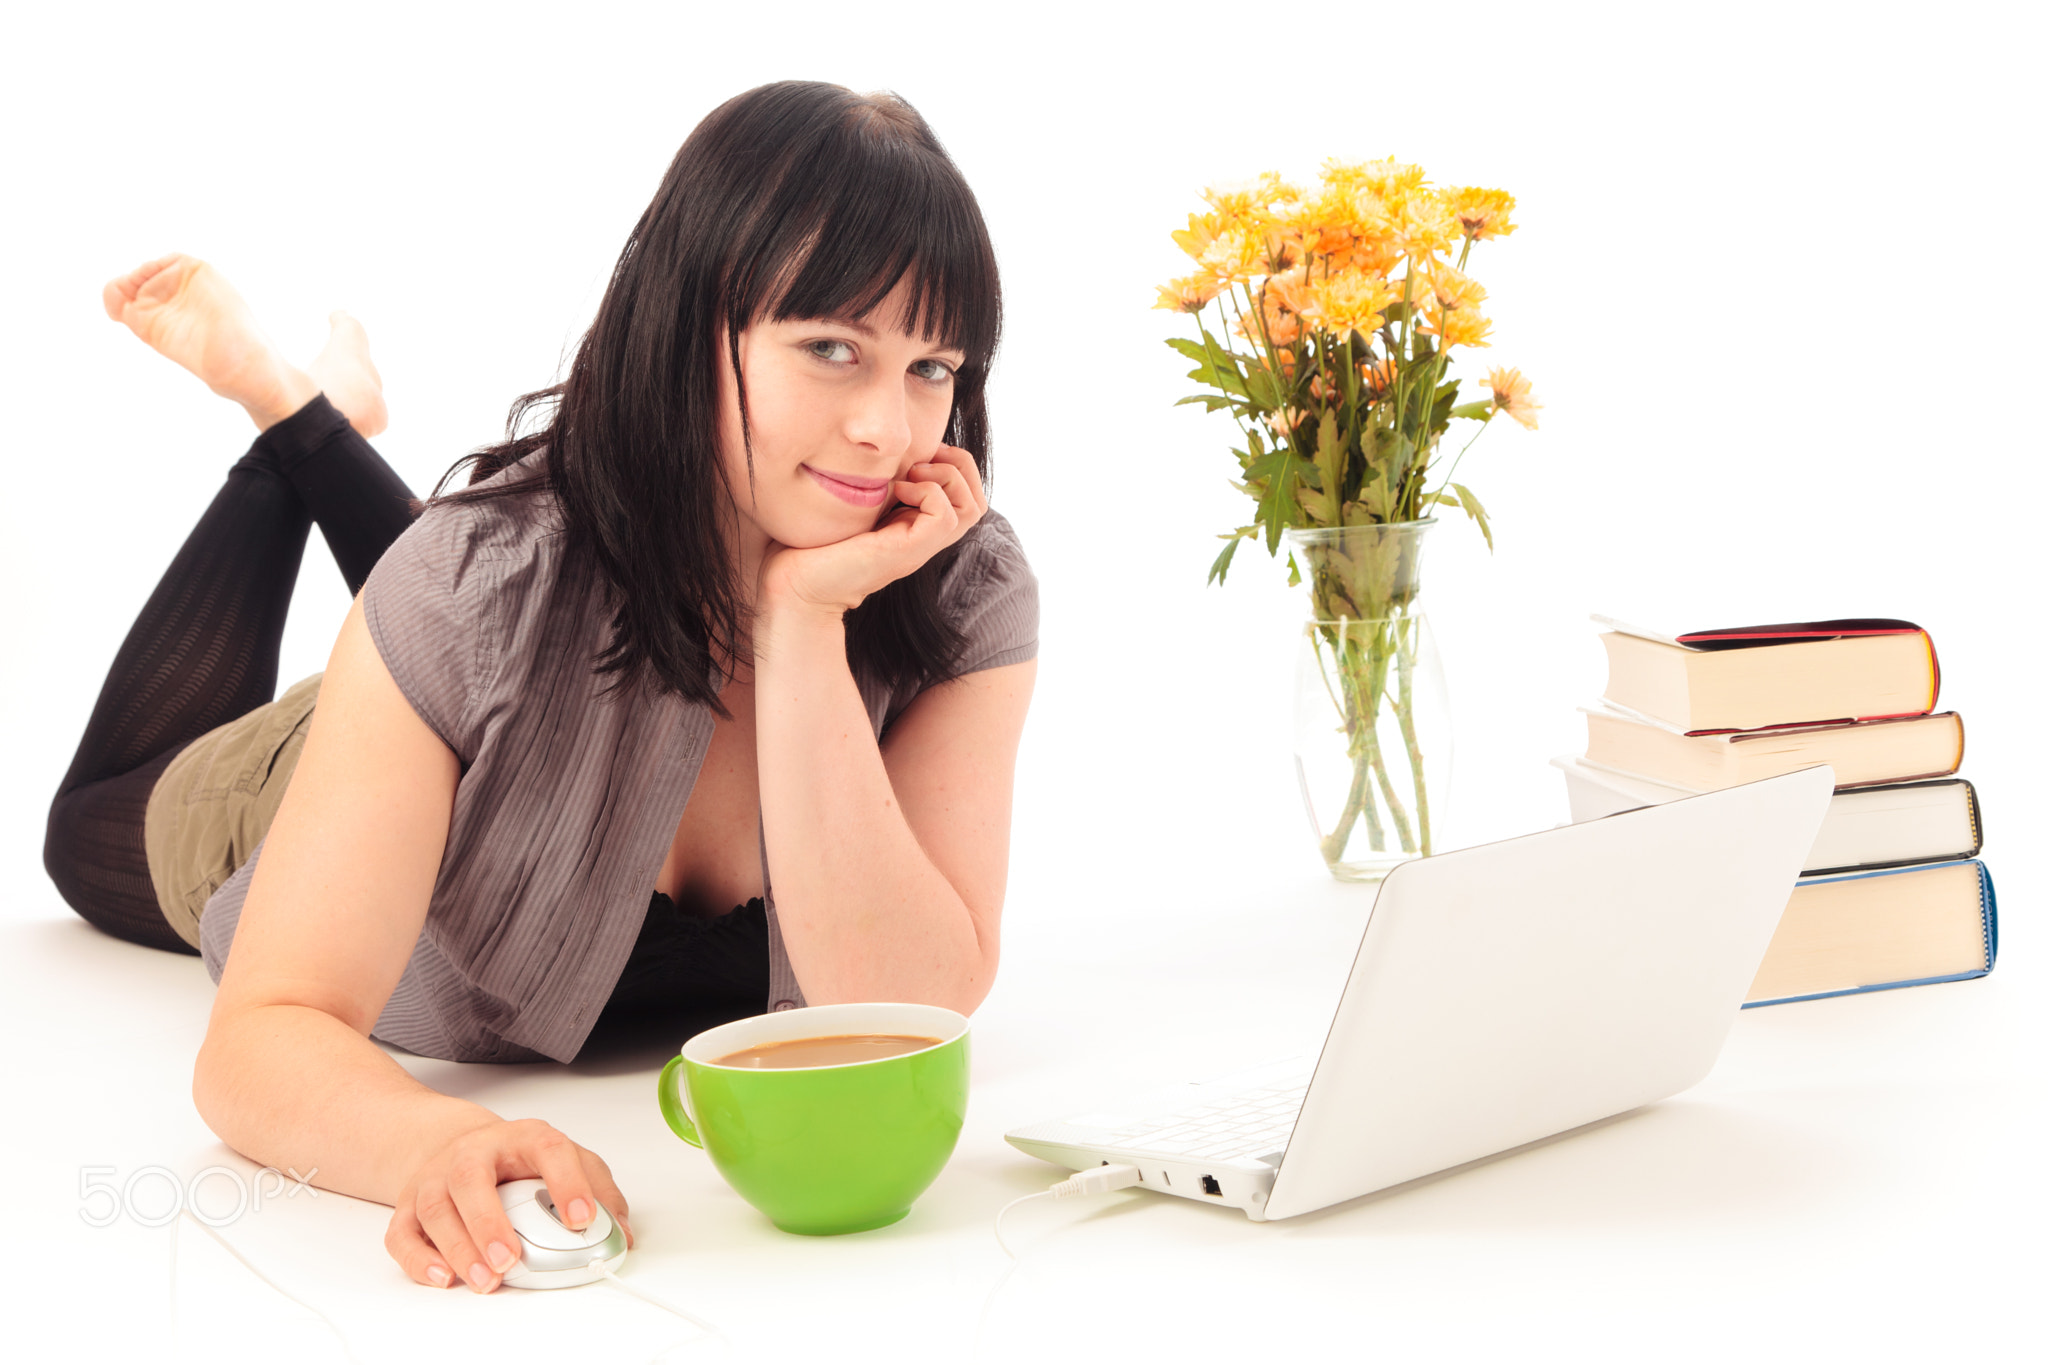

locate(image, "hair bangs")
(747, 102), (1000, 368)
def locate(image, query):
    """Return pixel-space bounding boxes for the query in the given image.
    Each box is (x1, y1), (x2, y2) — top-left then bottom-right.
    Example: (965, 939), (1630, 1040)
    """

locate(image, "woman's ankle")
(237, 364), (323, 433)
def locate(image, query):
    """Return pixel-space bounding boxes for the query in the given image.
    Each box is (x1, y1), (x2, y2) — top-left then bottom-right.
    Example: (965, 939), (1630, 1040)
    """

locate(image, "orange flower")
(1235, 290), (1301, 348)
(1486, 367), (1541, 428)
(1425, 306), (1493, 349)
(1304, 272), (1401, 337)
(1264, 406), (1309, 440)
(1264, 265), (1316, 317)
(1443, 186), (1517, 241)
(1154, 274), (1221, 313)
(1360, 357), (1397, 399)
(1422, 264), (1487, 313)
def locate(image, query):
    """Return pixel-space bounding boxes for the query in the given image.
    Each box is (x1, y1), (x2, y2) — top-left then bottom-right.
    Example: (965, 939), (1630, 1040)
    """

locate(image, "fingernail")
(567, 1199), (591, 1227)
(487, 1241), (517, 1273)
(427, 1265), (451, 1287)
(468, 1262), (492, 1292)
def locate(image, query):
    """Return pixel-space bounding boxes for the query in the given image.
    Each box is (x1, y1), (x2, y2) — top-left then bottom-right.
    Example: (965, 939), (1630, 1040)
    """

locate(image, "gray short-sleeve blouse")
(197, 454), (1038, 1063)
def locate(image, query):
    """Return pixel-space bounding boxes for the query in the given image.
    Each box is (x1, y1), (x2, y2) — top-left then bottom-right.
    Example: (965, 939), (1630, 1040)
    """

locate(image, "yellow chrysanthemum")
(1154, 274), (1221, 313)
(1486, 367), (1540, 428)
(1323, 157), (1428, 202)
(1389, 194), (1457, 264)
(1202, 172), (1299, 234)
(1172, 212), (1227, 261)
(1423, 306), (1493, 349)
(1197, 230), (1262, 286)
(1442, 186), (1517, 241)
(1304, 272), (1401, 337)
(1422, 264), (1487, 313)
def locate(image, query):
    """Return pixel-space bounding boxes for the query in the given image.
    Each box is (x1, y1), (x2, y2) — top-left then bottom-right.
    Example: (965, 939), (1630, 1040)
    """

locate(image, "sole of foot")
(103, 254), (318, 430)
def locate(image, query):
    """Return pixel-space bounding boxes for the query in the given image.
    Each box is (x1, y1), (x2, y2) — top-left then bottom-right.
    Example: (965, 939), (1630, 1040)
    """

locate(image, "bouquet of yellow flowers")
(1160, 159), (1537, 876)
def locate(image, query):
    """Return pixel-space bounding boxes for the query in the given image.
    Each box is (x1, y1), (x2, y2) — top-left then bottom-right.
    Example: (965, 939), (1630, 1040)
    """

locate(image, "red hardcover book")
(1593, 617), (1940, 735)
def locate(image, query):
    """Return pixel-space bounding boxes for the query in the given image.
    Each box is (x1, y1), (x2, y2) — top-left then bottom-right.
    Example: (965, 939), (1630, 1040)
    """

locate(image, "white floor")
(9, 840), (2042, 1365)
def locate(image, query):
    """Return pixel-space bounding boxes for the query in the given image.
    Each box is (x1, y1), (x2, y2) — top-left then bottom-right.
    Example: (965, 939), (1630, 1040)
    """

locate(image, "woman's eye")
(911, 359), (955, 383)
(807, 339), (857, 364)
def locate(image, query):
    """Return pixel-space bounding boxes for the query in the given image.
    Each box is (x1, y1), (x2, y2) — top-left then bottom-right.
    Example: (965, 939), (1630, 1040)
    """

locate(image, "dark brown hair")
(426, 81), (1002, 712)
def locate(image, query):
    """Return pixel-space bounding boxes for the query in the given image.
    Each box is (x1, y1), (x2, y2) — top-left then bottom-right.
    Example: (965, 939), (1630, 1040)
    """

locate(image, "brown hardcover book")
(1595, 617), (1939, 733)
(1582, 705), (1964, 791)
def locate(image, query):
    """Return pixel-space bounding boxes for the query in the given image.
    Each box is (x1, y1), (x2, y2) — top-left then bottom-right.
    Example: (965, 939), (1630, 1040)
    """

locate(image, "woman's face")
(719, 279), (968, 551)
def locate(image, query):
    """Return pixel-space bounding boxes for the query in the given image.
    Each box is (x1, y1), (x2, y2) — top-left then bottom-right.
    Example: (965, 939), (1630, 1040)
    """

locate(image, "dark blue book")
(1744, 859), (1996, 1007)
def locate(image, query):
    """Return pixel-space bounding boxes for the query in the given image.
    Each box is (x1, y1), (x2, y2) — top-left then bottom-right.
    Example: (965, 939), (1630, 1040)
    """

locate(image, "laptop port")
(1200, 1175), (1222, 1197)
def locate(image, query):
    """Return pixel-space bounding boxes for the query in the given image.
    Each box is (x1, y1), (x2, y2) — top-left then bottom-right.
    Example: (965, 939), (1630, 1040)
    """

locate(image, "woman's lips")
(804, 465), (892, 508)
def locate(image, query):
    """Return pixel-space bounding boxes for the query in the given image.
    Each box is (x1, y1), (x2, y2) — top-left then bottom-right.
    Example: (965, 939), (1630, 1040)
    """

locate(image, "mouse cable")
(176, 1205), (362, 1364)
(594, 1258), (726, 1342)
(992, 1163), (1142, 1258)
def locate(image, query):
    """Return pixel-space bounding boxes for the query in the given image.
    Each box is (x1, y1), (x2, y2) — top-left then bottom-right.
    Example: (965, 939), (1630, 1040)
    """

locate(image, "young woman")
(44, 82), (1036, 1293)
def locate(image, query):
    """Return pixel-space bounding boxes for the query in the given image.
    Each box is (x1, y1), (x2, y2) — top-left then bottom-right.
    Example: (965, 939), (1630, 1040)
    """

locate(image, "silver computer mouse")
(495, 1178), (629, 1289)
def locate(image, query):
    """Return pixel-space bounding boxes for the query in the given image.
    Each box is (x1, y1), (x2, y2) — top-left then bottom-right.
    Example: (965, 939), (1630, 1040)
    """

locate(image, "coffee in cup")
(657, 1002), (969, 1235)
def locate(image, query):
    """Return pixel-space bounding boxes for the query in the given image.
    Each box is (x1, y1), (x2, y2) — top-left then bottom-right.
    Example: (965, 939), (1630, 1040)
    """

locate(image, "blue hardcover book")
(1744, 859), (1997, 1007)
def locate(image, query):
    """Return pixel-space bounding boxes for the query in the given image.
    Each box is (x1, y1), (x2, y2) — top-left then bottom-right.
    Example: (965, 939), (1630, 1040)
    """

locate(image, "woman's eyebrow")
(806, 313), (965, 355)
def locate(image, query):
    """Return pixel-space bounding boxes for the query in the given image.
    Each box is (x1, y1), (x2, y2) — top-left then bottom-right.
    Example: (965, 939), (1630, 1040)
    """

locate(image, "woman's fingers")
(384, 1204), (458, 1289)
(412, 1170), (498, 1293)
(927, 444), (989, 515)
(519, 1120), (603, 1231)
(889, 476), (961, 548)
(572, 1144), (634, 1247)
(448, 1154), (527, 1291)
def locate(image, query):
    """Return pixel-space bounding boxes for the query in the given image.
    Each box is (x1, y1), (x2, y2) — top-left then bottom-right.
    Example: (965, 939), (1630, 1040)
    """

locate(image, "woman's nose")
(843, 371), (913, 457)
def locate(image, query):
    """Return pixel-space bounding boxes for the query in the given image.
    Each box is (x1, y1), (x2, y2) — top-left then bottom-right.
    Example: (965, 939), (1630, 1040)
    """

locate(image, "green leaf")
(1242, 360), (1282, 410)
(1286, 552), (1302, 587)
(1165, 337), (1210, 365)
(1208, 536), (1242, 586)
(1244, 446), (1311, 549)
(1176, 394), (1239, 412)
(1450, 401), (1493, 422)
(1313, 410), (1345, 494)
(1449, 481), (1494, 552)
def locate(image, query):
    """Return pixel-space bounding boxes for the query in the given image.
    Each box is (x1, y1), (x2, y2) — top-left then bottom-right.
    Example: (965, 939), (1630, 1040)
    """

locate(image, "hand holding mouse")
(384, 1117), (634, 1292)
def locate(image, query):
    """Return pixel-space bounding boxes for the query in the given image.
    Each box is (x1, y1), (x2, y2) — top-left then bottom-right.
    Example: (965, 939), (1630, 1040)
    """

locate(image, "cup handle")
(657, 1056), (701, 1148)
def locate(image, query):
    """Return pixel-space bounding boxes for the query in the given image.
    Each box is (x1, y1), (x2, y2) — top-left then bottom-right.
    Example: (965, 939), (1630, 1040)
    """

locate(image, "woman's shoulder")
(936, 507), (1038, 676)
(360, 450), (571, 756)
(940, 508), (1034, 603)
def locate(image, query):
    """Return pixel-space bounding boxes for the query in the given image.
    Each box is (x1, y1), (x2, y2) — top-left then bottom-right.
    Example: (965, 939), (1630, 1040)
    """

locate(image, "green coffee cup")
(657, 1001), (969, 1235)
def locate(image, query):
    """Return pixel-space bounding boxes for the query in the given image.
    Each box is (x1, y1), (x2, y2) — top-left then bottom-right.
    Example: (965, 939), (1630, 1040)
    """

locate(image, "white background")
(2, 1), (2042, 1361)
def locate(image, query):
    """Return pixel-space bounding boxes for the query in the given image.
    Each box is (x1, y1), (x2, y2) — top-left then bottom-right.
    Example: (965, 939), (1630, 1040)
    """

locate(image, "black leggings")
(44, 395), (418, 955)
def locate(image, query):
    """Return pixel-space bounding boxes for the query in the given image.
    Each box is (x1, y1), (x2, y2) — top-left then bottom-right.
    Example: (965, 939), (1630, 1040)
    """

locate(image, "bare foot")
(305, 311), (389, 438)
(103, 254), (318, 431)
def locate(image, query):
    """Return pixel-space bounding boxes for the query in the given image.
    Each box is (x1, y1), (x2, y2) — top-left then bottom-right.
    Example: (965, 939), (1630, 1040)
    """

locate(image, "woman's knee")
(44, 780), (198, 956)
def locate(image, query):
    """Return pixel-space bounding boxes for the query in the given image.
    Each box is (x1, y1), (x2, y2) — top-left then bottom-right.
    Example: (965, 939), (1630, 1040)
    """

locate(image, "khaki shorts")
(143, 672), (323, 951)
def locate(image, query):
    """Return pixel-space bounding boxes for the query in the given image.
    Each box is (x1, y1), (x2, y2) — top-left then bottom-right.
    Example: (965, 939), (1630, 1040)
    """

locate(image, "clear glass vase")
(1287, 521), (1452, 883)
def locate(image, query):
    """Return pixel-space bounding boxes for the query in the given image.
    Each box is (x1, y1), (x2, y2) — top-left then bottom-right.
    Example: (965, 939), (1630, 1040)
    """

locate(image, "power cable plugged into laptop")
(993, 1162), (1143, 1258)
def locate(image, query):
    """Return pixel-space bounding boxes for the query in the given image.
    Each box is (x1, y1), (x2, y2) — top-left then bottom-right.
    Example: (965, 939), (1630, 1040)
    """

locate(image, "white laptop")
(1005, 766), (1835, 1221)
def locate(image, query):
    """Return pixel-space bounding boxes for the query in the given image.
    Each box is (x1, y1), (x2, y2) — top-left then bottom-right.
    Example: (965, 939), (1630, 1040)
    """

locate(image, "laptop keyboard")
(1097, 1077), (1310, 1162)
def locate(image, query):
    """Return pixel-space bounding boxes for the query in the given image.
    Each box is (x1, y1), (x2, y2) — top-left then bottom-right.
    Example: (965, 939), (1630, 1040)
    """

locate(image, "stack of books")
(1552, 617), (1997, 1008)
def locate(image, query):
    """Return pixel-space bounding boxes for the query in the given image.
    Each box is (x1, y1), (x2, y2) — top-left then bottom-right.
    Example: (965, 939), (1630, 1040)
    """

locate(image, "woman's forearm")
(752, 598), (991, 1011)
(194, 1002), (500, 1206)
